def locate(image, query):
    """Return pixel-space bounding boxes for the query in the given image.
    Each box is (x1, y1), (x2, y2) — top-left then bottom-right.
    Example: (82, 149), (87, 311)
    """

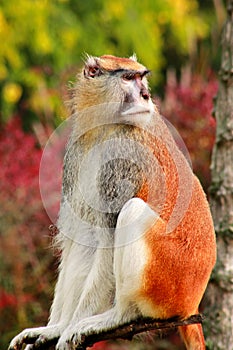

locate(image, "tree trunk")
(204, 1), (233, 349)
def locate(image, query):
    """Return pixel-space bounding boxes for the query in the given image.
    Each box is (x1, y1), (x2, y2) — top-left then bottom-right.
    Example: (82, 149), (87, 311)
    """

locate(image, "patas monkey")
(9, 55), (216, 350)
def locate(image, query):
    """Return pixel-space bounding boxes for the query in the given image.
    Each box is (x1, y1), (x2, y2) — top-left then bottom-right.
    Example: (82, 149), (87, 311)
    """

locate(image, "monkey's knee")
(115, 198), (159, 247)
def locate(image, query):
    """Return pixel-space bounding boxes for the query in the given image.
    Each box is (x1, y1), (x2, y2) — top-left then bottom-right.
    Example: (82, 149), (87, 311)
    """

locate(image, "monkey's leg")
(9, 240), (97, 350)
(9, 242), (74, 350)
(56, 247), (116, 350)
(68, 243), (115, 319)
(56, 198), (159, 350)
(48, 240), (97, 325)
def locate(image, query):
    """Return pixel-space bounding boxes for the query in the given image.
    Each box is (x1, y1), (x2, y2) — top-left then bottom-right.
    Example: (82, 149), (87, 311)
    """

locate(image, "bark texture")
(204, 1), (233, 349)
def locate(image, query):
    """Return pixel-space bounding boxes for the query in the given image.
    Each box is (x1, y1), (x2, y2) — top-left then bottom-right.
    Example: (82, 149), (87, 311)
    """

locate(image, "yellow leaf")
(3, 82), (23, 104)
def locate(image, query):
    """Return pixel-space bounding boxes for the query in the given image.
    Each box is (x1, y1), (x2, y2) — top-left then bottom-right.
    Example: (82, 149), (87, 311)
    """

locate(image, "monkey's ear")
(84, 56), (102, 78)
(129, 53), (138, 62)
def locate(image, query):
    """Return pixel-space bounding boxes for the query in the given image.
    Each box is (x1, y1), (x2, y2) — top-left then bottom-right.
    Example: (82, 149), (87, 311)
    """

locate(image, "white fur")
(84, 55), (98, 67)
(55, 198), (158, 350)
(9, 199), (159, 350)
(129, 53), (138, 62)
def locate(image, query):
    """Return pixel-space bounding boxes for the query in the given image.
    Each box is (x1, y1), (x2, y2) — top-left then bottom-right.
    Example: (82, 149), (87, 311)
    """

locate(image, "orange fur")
(99, 55), (146, 71)
(136, 133), (181, 221)
(139, 176), (216, 319)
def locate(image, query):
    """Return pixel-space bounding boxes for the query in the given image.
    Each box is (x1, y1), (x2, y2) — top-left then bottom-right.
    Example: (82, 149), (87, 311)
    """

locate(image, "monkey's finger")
(8, 334), (38, 350)
(31, 335), (59, 350)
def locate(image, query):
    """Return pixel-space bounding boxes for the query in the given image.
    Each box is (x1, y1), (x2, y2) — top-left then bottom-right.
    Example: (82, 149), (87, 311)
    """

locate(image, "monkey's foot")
(56, 318), (104, 350)
(56, 327), (83, 350)
(56, 310), (121, 350)
(8, 325), (61, 350)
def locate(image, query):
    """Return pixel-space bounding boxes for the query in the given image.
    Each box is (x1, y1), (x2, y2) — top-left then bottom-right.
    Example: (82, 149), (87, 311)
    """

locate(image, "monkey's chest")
(97, 158), (144, 214)
(63, 129), (163, 230)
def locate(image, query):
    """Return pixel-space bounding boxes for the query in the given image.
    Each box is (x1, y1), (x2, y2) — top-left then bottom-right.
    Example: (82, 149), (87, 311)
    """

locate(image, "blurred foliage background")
(0, 0), (225, 349)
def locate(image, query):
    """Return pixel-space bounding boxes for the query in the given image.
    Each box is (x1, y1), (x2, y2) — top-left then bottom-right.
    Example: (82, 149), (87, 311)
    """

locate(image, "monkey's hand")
(8, 325), (61, 350)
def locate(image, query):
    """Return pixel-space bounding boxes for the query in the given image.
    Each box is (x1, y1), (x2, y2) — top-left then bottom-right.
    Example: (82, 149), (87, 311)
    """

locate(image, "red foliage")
(0, 117), (42, 200)
(160, 71), (218, 190)
(0, 117), (54, 347)
(0, 289), (17, 309)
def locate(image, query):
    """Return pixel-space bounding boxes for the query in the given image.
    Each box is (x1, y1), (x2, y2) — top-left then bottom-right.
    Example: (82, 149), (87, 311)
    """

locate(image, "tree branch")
(24, 314), (204, 349)
(77, 314), (204, 349)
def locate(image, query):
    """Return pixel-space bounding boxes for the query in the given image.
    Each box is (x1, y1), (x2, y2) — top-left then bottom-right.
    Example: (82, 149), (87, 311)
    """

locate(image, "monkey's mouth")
(121, 105), (151, 116)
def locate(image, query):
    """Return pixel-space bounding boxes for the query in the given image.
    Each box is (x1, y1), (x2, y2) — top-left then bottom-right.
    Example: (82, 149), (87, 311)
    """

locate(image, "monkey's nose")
(141, 87), (150, 100)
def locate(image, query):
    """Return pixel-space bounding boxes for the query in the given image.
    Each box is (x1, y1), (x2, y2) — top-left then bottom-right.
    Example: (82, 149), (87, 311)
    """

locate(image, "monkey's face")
(72, 55), (154, 123)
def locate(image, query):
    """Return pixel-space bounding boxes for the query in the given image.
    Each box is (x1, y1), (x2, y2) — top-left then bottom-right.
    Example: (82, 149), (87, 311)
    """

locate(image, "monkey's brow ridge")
(109, 68), (151, 77)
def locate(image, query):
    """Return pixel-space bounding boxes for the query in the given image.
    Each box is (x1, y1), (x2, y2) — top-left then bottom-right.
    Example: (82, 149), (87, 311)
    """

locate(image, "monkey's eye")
(122, 73), (135, 81)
